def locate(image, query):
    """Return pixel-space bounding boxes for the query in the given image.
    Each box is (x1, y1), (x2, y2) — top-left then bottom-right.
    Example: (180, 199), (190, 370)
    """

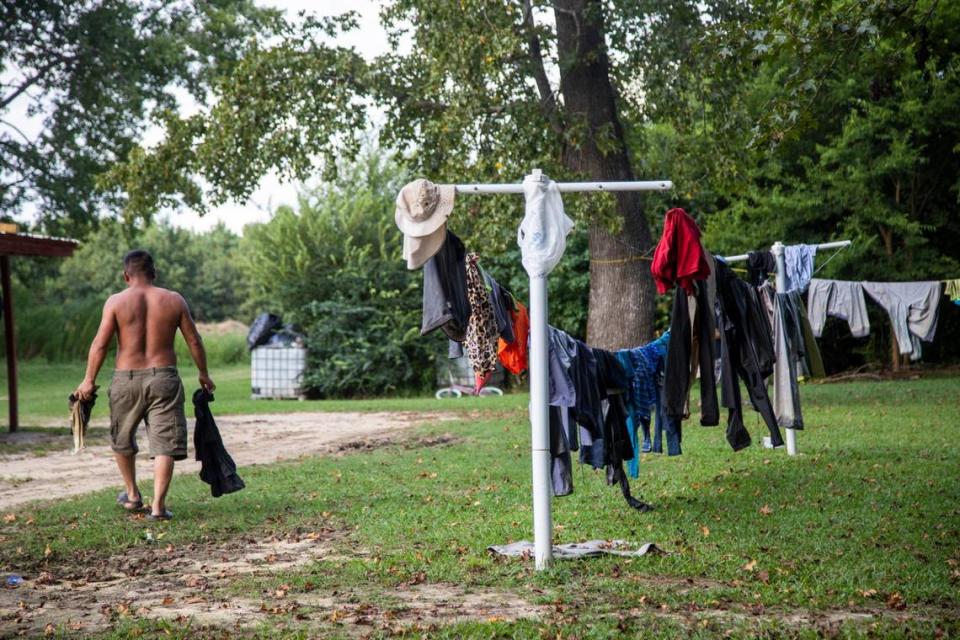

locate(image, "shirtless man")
(73, 250), (215, 521)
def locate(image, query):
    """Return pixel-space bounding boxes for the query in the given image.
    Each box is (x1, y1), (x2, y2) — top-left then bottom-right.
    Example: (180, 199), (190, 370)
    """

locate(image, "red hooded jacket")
(650, 208), (710, 295)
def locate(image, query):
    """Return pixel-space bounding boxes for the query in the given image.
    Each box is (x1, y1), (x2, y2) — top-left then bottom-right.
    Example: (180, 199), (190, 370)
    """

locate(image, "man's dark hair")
(123, 249), (156, 280)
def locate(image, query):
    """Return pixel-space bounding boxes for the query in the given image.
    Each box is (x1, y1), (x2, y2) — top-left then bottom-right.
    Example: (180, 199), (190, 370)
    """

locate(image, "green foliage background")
(11, 220), (249, 364)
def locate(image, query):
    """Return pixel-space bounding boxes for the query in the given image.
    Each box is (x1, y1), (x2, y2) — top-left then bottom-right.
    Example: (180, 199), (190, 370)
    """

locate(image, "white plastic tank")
(250, 345), (307, 399)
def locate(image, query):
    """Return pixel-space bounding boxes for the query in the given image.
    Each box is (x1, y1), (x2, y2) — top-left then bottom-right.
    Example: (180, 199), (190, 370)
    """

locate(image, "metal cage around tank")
(250, 344), (307, 400)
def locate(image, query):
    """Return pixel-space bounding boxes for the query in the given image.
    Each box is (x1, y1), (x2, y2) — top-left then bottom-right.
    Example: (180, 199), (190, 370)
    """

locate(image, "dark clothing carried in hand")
(192, 389), (245, 497)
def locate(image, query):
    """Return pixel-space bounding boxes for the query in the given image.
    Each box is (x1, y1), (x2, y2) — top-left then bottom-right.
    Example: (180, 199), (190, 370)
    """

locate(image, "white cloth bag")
(517, 176), (574, 277)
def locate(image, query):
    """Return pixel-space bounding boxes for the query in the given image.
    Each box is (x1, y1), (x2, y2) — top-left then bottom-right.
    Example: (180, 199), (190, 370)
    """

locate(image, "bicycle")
(434, 372), (503, 399)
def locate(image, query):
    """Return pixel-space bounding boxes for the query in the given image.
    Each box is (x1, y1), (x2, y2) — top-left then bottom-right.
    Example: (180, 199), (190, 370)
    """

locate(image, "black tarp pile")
(247, 312), (304, 350)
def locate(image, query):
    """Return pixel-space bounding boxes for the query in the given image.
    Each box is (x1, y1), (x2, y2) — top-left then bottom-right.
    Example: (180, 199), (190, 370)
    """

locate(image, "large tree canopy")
(103, 0), (750, 349)
(101, 0), (958, 354)
(0, 0), (283, 236)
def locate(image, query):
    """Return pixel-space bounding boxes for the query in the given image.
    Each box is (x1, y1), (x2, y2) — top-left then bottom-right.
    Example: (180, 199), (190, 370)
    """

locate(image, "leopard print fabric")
(464, 253), (499, 376)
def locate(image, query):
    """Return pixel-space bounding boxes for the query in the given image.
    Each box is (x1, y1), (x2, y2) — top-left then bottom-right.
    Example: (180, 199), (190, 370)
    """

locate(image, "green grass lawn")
(1, 359), (527, 425)
(1, 376), (958, 637)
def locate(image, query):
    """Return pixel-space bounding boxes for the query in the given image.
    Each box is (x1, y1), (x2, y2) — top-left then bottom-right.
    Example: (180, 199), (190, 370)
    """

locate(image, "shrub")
(241, 151), (438, 397)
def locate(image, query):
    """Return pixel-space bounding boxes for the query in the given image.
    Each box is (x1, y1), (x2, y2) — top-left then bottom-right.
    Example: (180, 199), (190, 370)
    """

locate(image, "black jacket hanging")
(714, 260), (783, 449)
(746, 251), (776, 287)
(193, 389), (245, 497)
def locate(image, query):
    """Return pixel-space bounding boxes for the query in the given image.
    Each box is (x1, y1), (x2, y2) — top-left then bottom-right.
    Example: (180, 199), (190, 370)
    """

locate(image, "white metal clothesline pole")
(721, 239), (852, 457)
(720, 240), (852, 264)
(453, 169), (672, 571)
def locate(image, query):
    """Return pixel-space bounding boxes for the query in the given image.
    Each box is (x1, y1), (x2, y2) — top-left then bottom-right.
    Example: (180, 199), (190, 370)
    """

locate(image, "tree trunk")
(553, 0), (657, 350)
(878, 223), (902, 370)
(890, 330), (902, 372)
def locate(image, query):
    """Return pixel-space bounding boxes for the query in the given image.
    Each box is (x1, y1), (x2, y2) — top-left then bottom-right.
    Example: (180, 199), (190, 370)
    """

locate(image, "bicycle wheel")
(478, 386), (503, 397)
(435, 388), (462, 399)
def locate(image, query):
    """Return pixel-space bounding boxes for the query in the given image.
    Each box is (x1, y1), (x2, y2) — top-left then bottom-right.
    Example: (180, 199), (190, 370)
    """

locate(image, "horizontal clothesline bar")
(721, 240), (852, 264)
(452, 180), (672, 194)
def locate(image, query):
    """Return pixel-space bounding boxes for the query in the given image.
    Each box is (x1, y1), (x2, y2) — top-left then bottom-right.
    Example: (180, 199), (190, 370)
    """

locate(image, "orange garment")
(497, 301), (530, 374)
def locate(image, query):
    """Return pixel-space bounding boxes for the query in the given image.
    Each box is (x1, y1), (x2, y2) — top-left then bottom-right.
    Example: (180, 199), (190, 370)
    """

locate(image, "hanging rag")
(481, 269), (515, 344)
(651, 208), (711, 295)
(946, 279), (960, 306)
(498, 300), (529, 374)
(650, 207), (718, 434)
(68, 391), (96, 454)
(772, 292), (804, 429)
(622, 333), (676, 457)
(806, 279), (870, 338)
(546, 328), (591, 498)
(715, 260), (783, 450)
(759, 284), (824, 380)
(662, 282), (719, 428)
(797, 296), (827, 379)
(862, 282), (942, 360)
(553, 330), (603, 435)
(547, 326), (577, 408)
(617, 331), (677, 475)
(464, 253), (500, 379)
(578, 349), (632, 470)
(420, 230), (471, 342)
(548, 405), (576, 497)
(746, 251), (776, 287)
(782, 244), (818, 293)
(517, 176), (573, 277)
(193, 389), (245, 497)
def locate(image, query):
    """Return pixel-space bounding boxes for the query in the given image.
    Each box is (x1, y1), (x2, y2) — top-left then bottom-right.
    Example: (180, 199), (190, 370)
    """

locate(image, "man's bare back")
(110, 285), (186, 370)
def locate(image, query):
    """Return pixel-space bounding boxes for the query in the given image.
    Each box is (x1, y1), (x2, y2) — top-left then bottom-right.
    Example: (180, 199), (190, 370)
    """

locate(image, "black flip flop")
(117, 491), (144, 512)
(147, 510), (173, 522)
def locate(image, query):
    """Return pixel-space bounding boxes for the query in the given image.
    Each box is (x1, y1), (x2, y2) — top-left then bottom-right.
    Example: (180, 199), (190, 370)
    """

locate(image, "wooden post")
(0, 256), (17, 432)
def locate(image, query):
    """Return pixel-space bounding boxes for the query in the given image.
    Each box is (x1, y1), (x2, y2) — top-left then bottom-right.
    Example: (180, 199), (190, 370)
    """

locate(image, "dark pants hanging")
(663, 284), (719, 427)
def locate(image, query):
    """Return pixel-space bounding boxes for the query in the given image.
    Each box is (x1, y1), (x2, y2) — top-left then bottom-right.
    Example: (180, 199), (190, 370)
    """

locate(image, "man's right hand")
(74, 379), (98, 401)
(199, 373), (216, 393)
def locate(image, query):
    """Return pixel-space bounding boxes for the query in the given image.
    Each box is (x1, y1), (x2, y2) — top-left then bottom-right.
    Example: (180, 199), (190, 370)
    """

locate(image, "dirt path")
(0, 411), (455, 512)
(0, 527), (545, 637)
(1, 527), (949, 638)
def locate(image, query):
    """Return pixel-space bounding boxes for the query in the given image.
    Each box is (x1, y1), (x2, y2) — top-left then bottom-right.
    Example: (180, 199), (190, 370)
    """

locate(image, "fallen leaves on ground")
(405, 571), (427, 586)
(886, 592), (906, 610)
